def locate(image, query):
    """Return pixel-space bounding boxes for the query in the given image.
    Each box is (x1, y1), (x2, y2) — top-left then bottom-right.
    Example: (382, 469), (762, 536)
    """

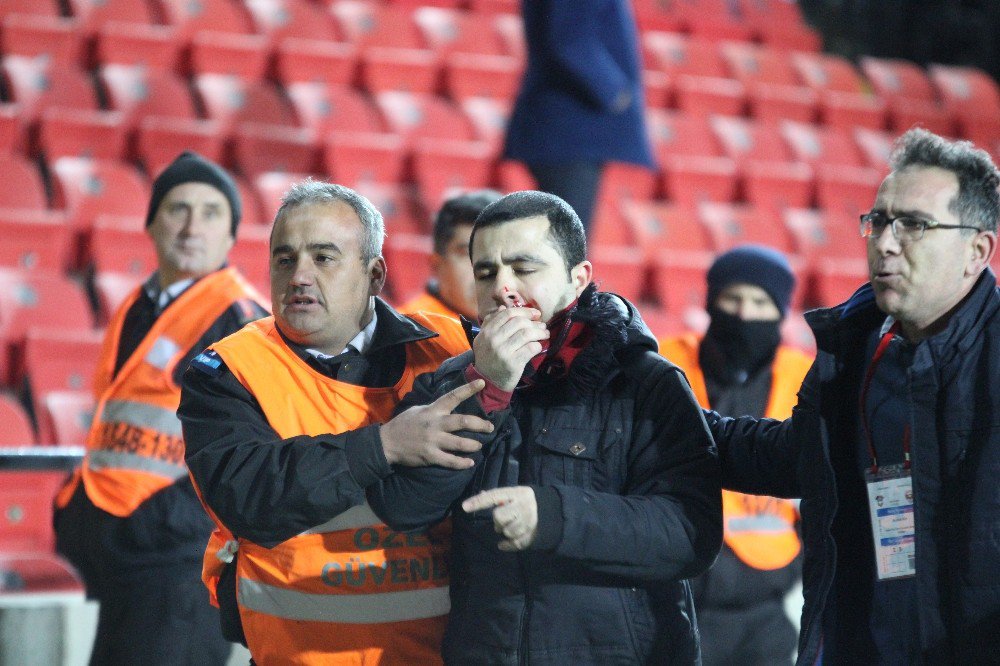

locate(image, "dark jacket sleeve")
(706, 362), (818, 499)
(367, 353), (496, 531)
(535, 361), (722, 583)
(179, 360), (393, 548)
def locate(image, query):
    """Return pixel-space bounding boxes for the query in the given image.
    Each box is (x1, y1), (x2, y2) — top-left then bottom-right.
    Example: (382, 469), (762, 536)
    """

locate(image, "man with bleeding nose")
(178, 180), (494, 664)
(370, 190), (722, 664)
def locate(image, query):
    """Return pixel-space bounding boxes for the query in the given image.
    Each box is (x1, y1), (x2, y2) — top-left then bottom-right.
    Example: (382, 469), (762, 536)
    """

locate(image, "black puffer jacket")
(370, 289), (721, 665)
(709, 270), (1000, 664)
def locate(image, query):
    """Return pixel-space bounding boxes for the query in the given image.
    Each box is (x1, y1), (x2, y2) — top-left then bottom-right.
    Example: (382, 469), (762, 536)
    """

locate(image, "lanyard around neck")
(859, 322), (911, 474)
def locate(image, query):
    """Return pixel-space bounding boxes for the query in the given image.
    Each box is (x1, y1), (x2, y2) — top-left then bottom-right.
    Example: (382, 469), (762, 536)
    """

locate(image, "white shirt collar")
(144, 274), (196, 310)
(305, 310), (378, 360)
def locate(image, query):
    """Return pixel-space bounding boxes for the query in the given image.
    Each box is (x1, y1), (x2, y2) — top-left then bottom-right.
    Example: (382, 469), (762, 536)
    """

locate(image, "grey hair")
(890, 128), (1000, 233)
(272, 179), (386, 262)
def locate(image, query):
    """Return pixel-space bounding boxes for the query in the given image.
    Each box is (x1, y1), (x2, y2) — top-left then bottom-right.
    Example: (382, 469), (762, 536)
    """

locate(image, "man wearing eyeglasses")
(707, 128), (1000, 664)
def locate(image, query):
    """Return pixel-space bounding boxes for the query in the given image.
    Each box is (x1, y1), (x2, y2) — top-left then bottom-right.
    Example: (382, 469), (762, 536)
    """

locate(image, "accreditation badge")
(864, 464), (916, 580)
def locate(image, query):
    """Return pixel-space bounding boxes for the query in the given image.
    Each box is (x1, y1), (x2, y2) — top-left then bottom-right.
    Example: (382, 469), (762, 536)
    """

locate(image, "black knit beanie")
(706, 245), (795, 318)
(145, 151), (242, 236)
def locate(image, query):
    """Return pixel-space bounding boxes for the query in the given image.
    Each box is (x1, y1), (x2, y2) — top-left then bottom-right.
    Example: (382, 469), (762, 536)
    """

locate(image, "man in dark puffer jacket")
(370, 190), (722, 665)
(708, 128), (1000, 663)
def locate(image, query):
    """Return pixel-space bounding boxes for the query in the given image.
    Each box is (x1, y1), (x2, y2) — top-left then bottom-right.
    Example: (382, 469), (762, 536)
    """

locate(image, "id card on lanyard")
(861, 323), (916, 581)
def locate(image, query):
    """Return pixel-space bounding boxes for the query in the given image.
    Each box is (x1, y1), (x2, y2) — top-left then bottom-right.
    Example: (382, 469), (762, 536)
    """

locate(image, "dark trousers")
(88, 574), (231, 666)
(527, 161), (605, 234)
(697, 599), (797, 666)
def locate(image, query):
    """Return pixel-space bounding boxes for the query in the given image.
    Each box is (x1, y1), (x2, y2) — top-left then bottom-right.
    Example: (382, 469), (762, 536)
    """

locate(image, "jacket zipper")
(518, 551), (531, 666)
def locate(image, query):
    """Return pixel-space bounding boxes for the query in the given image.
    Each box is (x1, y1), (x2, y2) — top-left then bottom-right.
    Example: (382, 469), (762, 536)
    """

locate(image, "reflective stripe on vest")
(238, 578), (451, 624)
(87, 450), (187, 479)
(659, 333), (812, 571)
(78, 268), (265, 517)
(299, 502), (382, 536)
(99, 399), (183, 437)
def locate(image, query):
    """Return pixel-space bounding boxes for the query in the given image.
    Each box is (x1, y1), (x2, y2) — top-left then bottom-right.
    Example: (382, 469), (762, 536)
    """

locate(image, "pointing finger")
(433, 379), (486, 413)
(462, 488), (509, 514)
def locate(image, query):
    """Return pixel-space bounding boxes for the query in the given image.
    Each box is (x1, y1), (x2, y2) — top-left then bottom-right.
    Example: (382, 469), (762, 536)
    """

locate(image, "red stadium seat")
(99, 64), (199, 130)
(0, 55), (99, 123)
(0, 209), (71, 273)
(590, 245), (647, 304)
(245, 0), (340, 43)
(0, 394), (35, 447)
(0, 272), (96, 385)
(817, 89), (887, 132)
(412, 6), (507, 56)
(376, 91), (475, 142)
(331, 1), (439, 94)
(382, 232), (431, 305)
(20, 327), (102, 404)
(276, 39), (358, 88)
(814, 165), (882, 219)
(41, 390), (94, 446)
(324, 132), (408, 188)
(445, 53), (521, 102)
(853, 127), (895, 171)
(189, 31), (270, 81)
(621, 199), (712, 249)
(95, 22), (181, 71)
(697, 202), (794, 254)
(632, 0), (684, 33)
(646, 109), (737, 205)
(0, 471), (68, 551)
(135, 116), (226, 177)
(0, 0), (59, 19)
(791, 52), (867, 93)
(642, 32), (727, 78)
(38, 107), (128, 161)
(229, 225), (271, 297)
(286, 82), (384, 135)
(780, 121), (865, 167)
(0, 154), (48, 211)
(254, 171), (304, 220)
(0, 14), (85, 66)
(86, 215), (155, 278)
(352, 182), (423, 234)
(66, 0), (156, 32)
(650, 250), (713, 316)
(159, 0), (255, 38)
(812, 257), (868, 307)
(194, 74), (300, 133)
(232, 123), (319, 177)
(491, 12), (524, 62)
(0, 103), (28, 156)
(783, 207), (864, 267)
(928, 64), (1000, 137)
(676, 0), (753, 42)
(92, 270), (143, 325)
(50, 157), (150, 231)
(860, 56), (937, 104)
(460, 96), (511, 148)
(496, 159), (535, 192)
(411, 138), (494, 210)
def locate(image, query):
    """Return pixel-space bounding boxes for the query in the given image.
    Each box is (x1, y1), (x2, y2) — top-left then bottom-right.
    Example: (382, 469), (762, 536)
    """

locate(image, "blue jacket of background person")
(503, 0), (656, 169)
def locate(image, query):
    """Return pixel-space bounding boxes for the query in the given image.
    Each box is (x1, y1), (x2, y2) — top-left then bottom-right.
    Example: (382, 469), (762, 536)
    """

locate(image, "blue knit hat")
(706, 245), (795, 317)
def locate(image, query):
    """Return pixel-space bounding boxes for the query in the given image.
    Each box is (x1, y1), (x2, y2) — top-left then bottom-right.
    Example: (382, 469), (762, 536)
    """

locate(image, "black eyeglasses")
(859, 211), (982, 243)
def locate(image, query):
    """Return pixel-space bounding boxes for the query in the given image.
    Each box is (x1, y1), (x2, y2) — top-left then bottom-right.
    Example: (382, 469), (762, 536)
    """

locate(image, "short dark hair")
(890, 128), (1000, 233)
(471, 190), (587, 273)
(432, 189), (502, 255)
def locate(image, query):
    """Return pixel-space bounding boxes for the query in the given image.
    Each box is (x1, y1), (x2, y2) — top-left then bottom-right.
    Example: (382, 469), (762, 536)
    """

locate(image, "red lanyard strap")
(859, 323), (911, 474)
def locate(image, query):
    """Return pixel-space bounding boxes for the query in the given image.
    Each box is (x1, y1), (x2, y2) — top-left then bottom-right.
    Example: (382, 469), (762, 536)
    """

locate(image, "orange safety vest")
(398, 290), (462, 321)
(202, 313), (469, 665)
(659, 333), (813, 571)
(55, 268), (264, 517)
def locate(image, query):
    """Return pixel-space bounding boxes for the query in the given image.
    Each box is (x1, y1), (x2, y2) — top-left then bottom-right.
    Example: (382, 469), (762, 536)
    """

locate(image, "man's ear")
(967, 230), (997, 277)
(571, 260), (593, 297)
(369, 256), (387, 296)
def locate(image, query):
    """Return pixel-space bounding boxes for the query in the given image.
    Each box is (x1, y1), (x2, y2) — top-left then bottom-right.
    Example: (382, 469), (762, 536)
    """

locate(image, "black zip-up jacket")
(707, 270), (1000, 664)
(369, 289), (722, 665)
